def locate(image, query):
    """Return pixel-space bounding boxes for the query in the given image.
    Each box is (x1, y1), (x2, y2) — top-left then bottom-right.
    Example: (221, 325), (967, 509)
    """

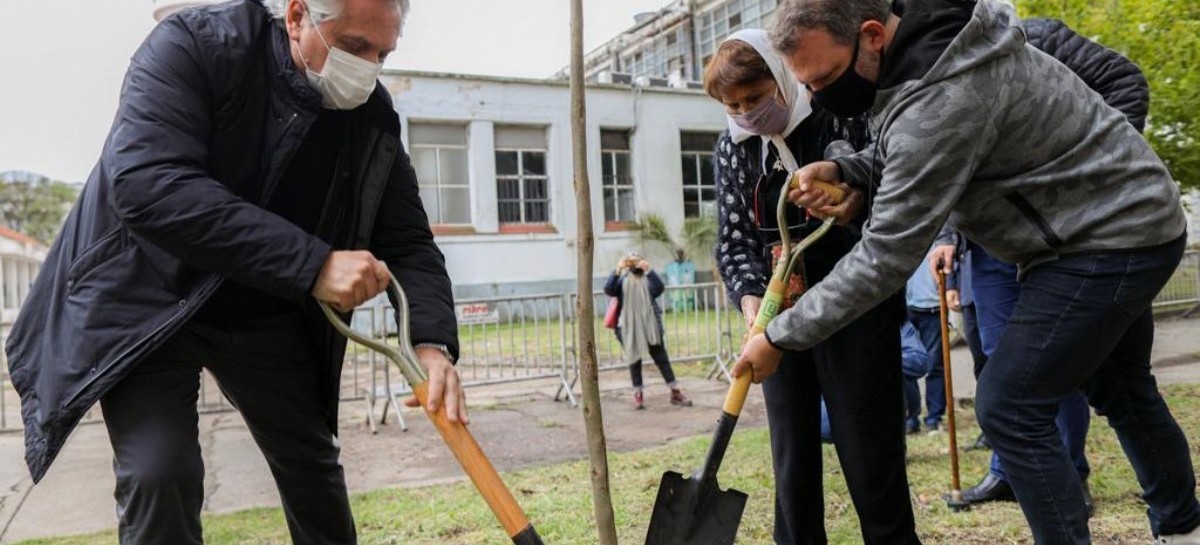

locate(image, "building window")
(695, 0), (779, 73)
(681, 132), (719, 218)
(409, 123), (470, 225)
(495, 126), (551, 229)
(601, 129), (636, 226)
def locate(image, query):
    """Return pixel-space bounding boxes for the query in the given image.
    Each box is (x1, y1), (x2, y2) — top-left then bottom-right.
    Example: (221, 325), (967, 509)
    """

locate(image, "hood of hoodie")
(871, 0), (1025, 131)
(877, 0), (976, 89)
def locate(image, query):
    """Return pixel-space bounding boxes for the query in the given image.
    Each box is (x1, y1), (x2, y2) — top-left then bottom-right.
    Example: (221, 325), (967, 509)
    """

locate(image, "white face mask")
(298, 11), (383, 110)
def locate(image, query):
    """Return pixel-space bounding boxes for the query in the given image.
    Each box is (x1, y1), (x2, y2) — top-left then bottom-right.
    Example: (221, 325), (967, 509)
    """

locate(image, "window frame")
(680, 131), (720, 219)
(408, 124), (471, 228)
(495, 147), (553, 232)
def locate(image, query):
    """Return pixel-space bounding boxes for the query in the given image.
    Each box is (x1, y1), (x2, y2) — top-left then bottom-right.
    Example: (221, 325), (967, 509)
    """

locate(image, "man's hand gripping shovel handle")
(722, 177), (845, 417)
(319, 278), (545, 545)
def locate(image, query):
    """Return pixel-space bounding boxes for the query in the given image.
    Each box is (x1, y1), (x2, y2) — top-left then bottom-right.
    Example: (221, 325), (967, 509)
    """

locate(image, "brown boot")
(633, 389), (645, 410)
(670, 388), (693, 407)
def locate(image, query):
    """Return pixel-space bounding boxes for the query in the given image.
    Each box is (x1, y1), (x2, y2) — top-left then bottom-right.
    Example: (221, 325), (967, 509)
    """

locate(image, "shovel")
(320, 278), (545, 545)
(645, 177), (845, 545)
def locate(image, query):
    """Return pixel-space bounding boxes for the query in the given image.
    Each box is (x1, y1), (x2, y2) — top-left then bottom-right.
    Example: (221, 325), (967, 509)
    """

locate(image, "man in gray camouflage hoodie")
(729, 0), (1198, 543)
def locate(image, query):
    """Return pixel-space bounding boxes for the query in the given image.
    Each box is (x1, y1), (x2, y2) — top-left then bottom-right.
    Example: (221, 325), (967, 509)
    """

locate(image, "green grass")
(23, 384), (1200, 545)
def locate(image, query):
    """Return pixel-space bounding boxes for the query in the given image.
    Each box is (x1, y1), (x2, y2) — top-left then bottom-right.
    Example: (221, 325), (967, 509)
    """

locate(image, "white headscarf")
(720, 29), (813, 171)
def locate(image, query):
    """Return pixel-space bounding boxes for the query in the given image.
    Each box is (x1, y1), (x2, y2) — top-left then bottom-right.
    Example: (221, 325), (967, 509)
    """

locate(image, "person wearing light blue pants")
(960, 244), (1094, 514)
(904, 248), (949, 433)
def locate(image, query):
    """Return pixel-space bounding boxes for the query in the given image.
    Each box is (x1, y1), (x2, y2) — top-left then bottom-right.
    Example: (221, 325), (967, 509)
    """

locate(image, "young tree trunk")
(570, 1), (619, 543)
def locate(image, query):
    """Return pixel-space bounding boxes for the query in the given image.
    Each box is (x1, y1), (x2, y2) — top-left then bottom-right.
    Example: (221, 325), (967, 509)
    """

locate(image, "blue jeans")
(975, 235), (1199, 543)
(962, 303), (988, 379)
(819, 397), (832, 442)
(906, 309), (946, 429)
(971, 249), (1091, 481)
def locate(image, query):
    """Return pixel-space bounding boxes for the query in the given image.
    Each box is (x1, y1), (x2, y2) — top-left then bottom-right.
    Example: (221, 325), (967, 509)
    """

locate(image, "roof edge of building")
(381, 68), (708, 95)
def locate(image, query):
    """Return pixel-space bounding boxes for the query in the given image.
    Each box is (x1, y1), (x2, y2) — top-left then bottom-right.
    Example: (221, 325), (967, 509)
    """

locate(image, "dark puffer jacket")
(1024, 17), (1150, 132)
(5, 0), (458, 482)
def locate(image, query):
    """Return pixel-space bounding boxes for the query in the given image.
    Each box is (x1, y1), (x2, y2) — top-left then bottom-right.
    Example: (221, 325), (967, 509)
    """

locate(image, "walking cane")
(938, 268), (970, 512)
(320, 278), (545, 545)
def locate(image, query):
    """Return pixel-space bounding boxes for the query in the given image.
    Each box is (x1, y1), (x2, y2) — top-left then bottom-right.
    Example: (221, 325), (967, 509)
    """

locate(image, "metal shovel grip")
(319, 278), (544, 545)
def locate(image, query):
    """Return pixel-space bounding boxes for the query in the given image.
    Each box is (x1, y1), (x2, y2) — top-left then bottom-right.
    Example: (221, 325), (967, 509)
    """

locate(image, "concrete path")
(0, 315), (1196, 543)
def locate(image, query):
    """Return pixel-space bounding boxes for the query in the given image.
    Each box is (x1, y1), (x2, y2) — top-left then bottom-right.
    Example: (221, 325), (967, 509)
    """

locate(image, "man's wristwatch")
(414, 343), (455, 364)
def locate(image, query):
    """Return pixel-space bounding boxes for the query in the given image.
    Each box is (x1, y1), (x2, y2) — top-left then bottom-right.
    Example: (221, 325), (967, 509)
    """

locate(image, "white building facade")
(1185, 189), (1200, 245)
(0, 228), (47, 324)
(557, 0), (781, 86)
(383, 71), (728, 298)
(147, 0), (738, 297)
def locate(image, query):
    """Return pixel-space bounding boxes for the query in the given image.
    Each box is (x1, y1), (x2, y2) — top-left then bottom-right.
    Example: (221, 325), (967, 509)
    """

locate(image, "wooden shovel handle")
(412, 382), (535, 540)
(722, 277), (787, 417)
(787, 177), (848, 204)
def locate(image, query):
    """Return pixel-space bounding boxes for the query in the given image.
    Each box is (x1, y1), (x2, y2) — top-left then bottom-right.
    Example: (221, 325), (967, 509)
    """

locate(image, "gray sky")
(0, 0), (669, 182)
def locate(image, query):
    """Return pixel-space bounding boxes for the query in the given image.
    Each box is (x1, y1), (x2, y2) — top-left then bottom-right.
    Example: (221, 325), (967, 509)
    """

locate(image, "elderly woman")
(706, 30), (920, 544)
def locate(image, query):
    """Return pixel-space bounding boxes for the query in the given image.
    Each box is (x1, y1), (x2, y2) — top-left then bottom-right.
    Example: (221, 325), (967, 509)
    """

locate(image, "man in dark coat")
(4, 0), (463, 543)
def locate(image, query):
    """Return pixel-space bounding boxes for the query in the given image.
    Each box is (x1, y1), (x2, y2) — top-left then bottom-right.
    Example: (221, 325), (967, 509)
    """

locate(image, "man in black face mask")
(729, 1), (1200, 544)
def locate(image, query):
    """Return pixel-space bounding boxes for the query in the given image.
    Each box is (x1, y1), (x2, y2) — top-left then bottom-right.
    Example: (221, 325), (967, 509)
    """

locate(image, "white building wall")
(383, 71), (728, 297)
(1185, 189), (1200, 246)
(0, 236), (48, 323)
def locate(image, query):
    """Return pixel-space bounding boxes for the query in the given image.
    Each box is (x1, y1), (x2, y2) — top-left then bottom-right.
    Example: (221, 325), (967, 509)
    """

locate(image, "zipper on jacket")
(259, 112), (305, 204)
(1005, 192), (1065, 248)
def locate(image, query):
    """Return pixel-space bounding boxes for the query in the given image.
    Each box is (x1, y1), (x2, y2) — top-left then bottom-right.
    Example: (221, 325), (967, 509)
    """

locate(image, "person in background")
(950, 242), (991, 451)
(899, 319), (934, 436)
(902, 246), (949, 434)
(605, 253), (693, 410)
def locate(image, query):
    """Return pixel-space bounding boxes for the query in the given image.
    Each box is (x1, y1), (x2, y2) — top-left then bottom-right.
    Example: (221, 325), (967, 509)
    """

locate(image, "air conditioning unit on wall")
(597, 71), (635, 85)
(634, 76), (671, 88)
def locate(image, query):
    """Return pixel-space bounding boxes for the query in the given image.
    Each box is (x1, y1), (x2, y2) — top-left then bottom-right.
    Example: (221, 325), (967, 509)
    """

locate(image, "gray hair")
(264, 0), (410, 25)
(770, 0), (890, 54)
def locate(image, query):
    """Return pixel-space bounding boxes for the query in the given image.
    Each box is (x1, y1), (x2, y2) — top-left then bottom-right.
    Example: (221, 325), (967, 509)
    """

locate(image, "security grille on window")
(601, 130), (636, 224)
(495, 126), (550, 226)
(681, 132), (719, 218)
(409, 123), (470, 225)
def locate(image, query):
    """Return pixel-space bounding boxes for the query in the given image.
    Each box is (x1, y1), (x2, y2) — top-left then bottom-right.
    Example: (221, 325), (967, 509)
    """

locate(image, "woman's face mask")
(297, 9), (383, 110)
(732, 90), (791, 136)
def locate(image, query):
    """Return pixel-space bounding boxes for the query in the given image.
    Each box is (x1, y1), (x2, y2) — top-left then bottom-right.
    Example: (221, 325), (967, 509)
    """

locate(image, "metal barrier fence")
(0, 251), (1197, 431)
(558, 283), (741, 400)
(1154, 251), (1200, 310)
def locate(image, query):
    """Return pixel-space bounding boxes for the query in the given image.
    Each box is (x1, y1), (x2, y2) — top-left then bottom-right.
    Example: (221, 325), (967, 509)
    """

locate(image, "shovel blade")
(645, 471), (748, 545)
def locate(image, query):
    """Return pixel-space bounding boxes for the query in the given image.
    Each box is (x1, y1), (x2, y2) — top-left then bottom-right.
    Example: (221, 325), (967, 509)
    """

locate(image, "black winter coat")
(5, 0), (457, 482)
(1024, 18), (1150, 132)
